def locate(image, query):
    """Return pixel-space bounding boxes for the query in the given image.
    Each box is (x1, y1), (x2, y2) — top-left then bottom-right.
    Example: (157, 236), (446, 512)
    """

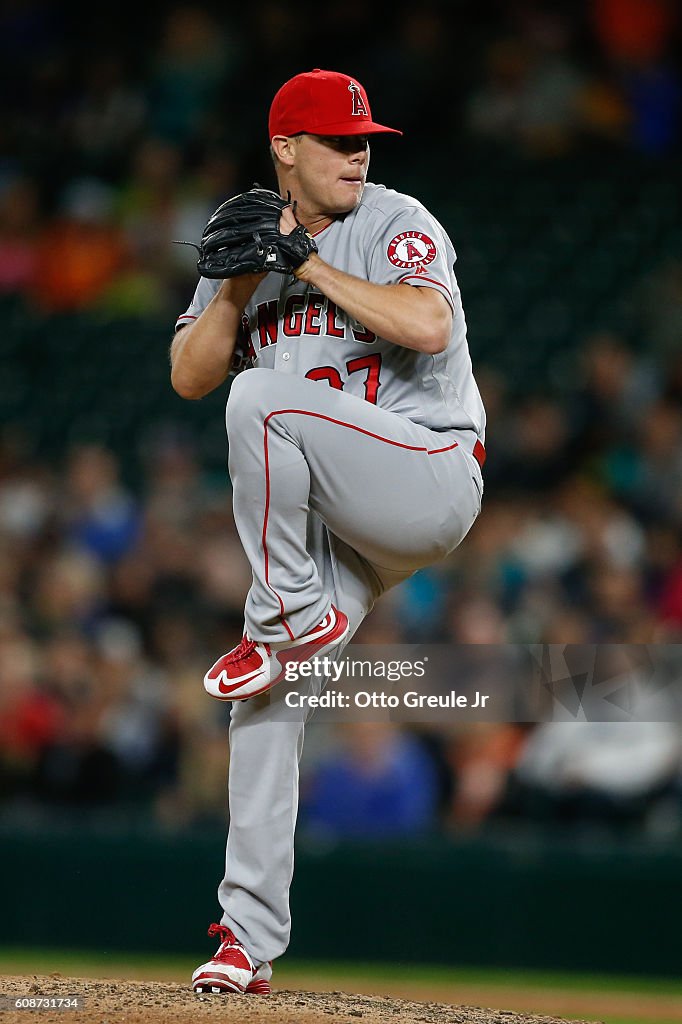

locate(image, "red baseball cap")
(268, 68), (402, 139)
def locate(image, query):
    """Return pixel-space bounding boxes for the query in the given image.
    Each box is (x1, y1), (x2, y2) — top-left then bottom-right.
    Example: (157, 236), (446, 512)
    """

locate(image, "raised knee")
(225, 368), (283, 434)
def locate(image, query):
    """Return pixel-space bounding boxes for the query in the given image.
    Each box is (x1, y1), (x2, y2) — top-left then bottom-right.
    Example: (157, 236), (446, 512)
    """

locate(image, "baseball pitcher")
(171, 68), (486, 995)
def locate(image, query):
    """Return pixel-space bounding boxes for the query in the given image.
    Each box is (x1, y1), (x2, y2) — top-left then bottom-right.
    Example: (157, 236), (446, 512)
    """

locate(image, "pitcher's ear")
(271, 135), (297, 167)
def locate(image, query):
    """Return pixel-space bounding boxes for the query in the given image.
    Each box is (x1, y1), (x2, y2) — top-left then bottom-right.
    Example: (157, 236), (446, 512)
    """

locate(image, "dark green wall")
(1, 824), (680, 976)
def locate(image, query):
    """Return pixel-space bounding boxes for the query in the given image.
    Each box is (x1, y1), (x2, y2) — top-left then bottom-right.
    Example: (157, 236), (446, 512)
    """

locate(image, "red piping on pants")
(260, 408), (485, 637)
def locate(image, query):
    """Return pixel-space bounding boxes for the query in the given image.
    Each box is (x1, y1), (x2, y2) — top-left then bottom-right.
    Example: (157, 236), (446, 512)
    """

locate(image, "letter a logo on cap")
(268, 69), (402, 138)
(348, 81), (369, 117)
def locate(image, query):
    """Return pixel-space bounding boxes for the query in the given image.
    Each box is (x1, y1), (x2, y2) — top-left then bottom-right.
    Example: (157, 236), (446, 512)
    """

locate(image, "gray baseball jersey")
(176, 183), (485, 439)
(177, 182), (485, 969)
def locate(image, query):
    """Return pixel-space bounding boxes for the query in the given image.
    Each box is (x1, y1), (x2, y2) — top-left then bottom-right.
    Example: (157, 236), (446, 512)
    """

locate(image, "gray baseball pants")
(216, 368), (482, 963)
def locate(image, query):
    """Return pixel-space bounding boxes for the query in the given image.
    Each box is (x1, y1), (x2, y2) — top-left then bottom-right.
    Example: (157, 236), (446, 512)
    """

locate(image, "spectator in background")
(29, 548), (105, 635)
(35, 697), (121, 806)
(66, 56), (147, 179)
(166, 151), (239, 295)
(0, 432), (53, 542)
(42, 630), (93, 707)
(623, 59), (682, 155)
(115, 140), (238, 315)
(550, 477), (645, 572)
(592, 0), (682, 155)
(62, 445), (141, 564)
(658, 544), (682, 637)
(30, 179), (126, 314)
(0, 178), (40, 298)
(448, 592), (509, 644)
(147, 8), (235, 146)
(512, 716), (680, 833)
(569, 333), (640, 456)
(587, 562), (655, 641)
(303, 723), (439, 838)
(616, 400), (682, 527)
(0, 629), (64, 796)
(393, 567), (451, 643)
(466, 15), (589, 157)
(93, 618), (174, 795)
(467, 38), (537, 147)
(156, 716), (229, 829)
(114, 139), (185, 315)
(448, 723), (526, 830)
(139, 429), (206, 529)
(494, 395), (572, 492)
(593, 0), (677, 63)
(192, 498), (251, 618)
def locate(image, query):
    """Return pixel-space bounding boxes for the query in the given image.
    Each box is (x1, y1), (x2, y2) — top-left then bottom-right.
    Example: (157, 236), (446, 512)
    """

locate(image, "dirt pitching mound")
(1, 975), (601, 1024)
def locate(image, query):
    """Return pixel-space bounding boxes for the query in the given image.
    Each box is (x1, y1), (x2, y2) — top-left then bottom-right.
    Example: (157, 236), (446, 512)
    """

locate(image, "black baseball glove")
(187, 186), (318, 279)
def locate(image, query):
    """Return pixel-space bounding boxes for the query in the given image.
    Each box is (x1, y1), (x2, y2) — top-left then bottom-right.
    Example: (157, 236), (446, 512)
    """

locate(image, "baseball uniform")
(176, 180), (485, 965)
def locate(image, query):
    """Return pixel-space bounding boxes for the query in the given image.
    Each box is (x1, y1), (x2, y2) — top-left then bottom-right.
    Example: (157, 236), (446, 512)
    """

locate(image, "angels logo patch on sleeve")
(387, 231), (437, 270)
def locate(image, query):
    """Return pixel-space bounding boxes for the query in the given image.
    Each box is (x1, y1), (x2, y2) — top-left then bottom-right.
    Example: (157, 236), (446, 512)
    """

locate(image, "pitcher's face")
(282, 134), (370, 216)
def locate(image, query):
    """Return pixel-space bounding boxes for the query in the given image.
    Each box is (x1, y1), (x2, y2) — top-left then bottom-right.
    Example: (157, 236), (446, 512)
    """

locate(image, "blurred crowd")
(1, 0), (682, 841)
(1, 324), (682, 838)
(0, 0), (680, 319)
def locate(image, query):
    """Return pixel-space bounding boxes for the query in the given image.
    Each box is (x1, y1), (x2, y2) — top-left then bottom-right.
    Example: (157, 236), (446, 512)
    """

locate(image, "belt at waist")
(473, 439), (486, 469)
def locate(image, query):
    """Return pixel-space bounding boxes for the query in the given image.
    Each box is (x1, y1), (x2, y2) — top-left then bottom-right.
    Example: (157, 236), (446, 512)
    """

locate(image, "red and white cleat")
(203, 605), (349, 701)
(246, 962), (273, 995)
(192, 923), (272, 995)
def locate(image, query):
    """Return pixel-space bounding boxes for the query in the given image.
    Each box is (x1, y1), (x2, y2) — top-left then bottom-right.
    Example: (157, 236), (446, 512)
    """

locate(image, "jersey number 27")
(306, 354), (382, 404)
